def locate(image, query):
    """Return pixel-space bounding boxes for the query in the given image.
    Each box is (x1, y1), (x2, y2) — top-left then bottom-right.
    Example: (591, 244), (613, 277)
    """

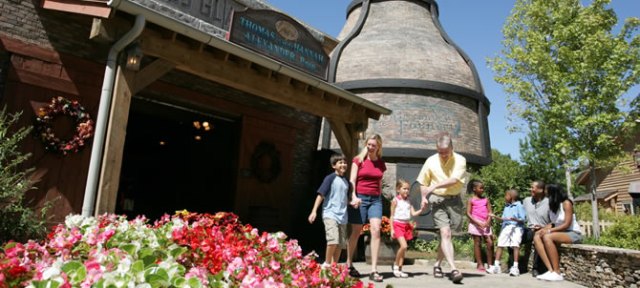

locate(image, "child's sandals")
(392, 264), (409, 278)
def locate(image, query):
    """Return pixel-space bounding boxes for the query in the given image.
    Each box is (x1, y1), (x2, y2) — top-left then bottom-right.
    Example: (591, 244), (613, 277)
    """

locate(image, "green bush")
(409, 238), (439, 253)
(594, 215), (640, 250)
(0, 107), (50, 243)
(574, 202), (618, 222)
(409, 236), (475, 259)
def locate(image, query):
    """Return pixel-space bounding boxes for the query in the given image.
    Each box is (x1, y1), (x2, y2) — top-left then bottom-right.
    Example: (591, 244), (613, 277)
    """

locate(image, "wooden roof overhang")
(103, 0), (391, 158)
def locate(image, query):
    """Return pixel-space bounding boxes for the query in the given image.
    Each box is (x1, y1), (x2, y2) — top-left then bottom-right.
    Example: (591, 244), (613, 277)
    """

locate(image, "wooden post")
(95, 66), (134, 215)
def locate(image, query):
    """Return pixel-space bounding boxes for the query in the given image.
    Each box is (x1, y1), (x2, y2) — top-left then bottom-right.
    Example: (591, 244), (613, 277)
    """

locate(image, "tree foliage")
(473, 149), (530, 215)
(490, 0), (640, 166)
(0, 107), (49, 243)
(519, 125), (564, 185)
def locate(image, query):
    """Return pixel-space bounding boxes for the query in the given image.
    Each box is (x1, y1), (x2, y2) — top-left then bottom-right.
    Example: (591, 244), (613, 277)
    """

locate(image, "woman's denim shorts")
(348, 193), (383, 224)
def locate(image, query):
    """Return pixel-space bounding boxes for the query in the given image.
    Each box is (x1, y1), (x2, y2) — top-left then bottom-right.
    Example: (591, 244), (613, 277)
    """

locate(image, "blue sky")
(265, 0), (640, 161)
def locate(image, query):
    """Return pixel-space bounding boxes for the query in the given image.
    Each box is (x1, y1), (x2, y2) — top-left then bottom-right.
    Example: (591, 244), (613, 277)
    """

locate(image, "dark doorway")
(116, 97), (240, 220)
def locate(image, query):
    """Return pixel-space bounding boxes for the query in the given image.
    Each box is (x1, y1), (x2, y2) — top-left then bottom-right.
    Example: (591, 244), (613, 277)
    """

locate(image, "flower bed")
(0, 211), (370, 287)
(361, 216), (392, 241)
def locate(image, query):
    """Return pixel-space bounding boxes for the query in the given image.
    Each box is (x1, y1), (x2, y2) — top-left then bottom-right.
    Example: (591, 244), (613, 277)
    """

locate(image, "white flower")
(42, 266), (61, 280)
(117, 257), (133, 274)
(65, 214), (86, 228)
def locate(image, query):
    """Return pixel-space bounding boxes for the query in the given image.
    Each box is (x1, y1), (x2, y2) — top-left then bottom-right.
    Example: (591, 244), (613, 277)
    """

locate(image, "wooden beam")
(329, 119), (358, 160)
(138, 30), (358, 123)
(95, 66), (135, 215)
(132, 58), (175, 94)
(90, 18), (113, 43)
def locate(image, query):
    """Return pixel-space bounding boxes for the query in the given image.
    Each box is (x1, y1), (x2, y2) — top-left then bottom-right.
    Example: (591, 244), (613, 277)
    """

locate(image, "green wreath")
(35, 96), (94, 155)
(250, 142), (282, 183)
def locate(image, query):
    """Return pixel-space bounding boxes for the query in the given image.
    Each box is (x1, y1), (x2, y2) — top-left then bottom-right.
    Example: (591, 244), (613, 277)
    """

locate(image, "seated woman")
(533, 184), (583, 282)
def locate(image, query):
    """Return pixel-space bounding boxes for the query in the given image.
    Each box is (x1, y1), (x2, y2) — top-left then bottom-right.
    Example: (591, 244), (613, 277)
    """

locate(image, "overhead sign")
(229, 8), (329, 80)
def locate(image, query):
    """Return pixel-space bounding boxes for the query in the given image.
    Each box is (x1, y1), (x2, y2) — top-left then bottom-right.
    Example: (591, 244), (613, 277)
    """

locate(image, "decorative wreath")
(35, 96), (94, 155)
(250, 141), (282, 183)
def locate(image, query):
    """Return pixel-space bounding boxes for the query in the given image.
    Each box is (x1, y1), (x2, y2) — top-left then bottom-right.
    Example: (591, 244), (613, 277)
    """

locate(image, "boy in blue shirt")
(308, 154), (350, 268)
(488, 189), (526, 276)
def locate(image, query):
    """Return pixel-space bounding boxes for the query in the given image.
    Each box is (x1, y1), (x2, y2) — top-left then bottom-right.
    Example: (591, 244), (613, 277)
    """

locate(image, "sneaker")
(538, 272), (564, 281)
(486, 265), (501, 274)
(320, 262), (331, 270)
(509, 266), (520, 276)
(536, 271), (551, 280)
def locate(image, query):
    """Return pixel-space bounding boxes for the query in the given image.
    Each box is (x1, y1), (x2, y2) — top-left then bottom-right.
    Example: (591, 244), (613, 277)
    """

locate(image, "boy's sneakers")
(536, 271), (564, 281)
(509, 266), (520, 276)
(486, 265), (501, 274)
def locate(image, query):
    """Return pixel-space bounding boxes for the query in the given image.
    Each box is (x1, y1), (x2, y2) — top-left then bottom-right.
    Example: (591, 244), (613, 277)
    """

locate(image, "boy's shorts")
(323, 218), (347, 248)
(393, 221), (414, 241)
(497, 224), (523, 247)
(428, 193), (464, 231)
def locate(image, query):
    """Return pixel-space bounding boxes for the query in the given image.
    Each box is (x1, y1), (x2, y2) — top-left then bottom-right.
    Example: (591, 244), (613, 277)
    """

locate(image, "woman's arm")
(349, 160), (361, 207)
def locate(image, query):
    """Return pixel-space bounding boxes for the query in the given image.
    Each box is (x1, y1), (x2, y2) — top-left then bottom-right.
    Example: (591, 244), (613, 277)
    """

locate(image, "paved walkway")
(351, 261), (586, 287)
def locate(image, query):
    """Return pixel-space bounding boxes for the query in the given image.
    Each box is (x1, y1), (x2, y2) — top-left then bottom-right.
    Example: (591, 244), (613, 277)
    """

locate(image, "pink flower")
(269, 259), (280, 271)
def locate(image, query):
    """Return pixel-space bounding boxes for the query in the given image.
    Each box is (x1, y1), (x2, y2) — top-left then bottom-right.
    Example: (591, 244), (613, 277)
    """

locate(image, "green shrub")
(574, 202), (618, 221)
(409, 238), (439, 253)
(0, 107), (50, 243)
(409, 236), (475, 259)
(594, 215), (640, 250)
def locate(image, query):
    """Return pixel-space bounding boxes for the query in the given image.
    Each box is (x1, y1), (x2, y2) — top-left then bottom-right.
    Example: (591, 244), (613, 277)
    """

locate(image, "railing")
(577, 220), (615, 237)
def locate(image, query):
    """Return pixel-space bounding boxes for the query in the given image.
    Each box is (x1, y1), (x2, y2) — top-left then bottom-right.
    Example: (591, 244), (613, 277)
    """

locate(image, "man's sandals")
(434, 266), (463, 283)
(449, 269), (464, 283)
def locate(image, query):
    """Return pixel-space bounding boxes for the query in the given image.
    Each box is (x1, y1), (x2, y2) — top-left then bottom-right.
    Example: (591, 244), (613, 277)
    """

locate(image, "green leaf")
(170, 247), (187, 259)
(31, 281), (60, 288)
(187, 277), (203, 288)
(120, 243), (137, 255)
(172, 277), (186, 287)
(132, 260), (145, 273)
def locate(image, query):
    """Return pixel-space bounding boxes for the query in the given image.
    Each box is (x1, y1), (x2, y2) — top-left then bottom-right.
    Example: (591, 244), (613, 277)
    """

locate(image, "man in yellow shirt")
(417, 133), (467, 283)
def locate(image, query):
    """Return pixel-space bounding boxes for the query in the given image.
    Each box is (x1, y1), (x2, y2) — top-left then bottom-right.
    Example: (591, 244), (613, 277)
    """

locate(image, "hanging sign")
(229, 8), (329, 80)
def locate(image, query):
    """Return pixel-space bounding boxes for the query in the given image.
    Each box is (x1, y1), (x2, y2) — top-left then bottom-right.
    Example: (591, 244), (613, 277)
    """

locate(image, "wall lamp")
(354, 122), (367, 140)
(125, 43), (143, 71)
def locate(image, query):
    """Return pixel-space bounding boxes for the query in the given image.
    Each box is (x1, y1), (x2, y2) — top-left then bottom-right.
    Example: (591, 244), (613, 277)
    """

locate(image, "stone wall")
(560, 244), (640, 288)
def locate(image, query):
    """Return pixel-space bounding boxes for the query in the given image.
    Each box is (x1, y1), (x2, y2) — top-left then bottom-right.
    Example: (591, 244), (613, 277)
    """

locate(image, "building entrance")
(116, 97), (240, 220)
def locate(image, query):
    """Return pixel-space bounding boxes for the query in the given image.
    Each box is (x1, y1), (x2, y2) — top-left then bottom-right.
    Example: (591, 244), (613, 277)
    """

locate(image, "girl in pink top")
(466, 179), (494, 272)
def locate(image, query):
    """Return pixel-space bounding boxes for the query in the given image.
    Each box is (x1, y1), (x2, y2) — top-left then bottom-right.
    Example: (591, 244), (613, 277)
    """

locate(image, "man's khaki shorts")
(428, 193), (464, 231)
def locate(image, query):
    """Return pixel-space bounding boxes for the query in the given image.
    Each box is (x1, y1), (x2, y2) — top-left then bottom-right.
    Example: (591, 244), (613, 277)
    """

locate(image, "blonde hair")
(356, 134), (383, 162)
(396, 178), (409, 190)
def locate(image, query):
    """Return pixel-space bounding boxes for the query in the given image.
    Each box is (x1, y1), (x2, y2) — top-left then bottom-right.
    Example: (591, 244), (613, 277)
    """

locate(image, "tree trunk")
(589, 165), (600, 239)
(565, 164), (573, 200)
